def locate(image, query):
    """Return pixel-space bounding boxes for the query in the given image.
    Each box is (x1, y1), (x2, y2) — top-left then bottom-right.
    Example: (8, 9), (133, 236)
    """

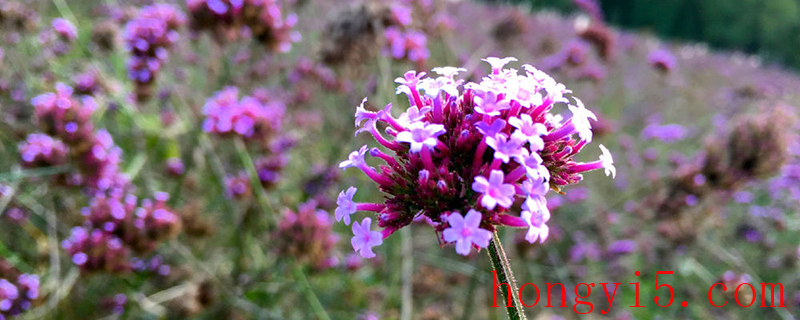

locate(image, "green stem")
(487, 231), (527, 320)
(292, 265), (331, 320)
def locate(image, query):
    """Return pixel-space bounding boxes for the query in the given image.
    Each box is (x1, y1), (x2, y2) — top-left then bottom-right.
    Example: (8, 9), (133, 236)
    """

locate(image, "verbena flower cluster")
(202, 86), (284, 139)
(27, 83), (181, 273)
(123, 4), (185, 102)
(63, 192), (181, 273)
(382, 4), (429, 66)
(18, 133), (69, 169)
(30, 83), (128, 191)
(202, 86), (294, 195)
(648, 48), (677, 73)
(337, 57), (615, 257)
(38, 18), (77, 56)
(186, 0), (300, 52)
(274, 200), (339, 270)
(0, 270), (39, 319)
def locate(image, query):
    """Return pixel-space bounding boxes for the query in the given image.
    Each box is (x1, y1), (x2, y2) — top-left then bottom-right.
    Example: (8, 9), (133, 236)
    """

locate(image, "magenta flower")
(472, 170), (516, 210)
(124, 4), (185, 102)
(52, 18), (77, 41)
(335, 186), (358, 225)
(442, 210), (492, 255)
(648, 48), (677, 73)
(18, 133), (69, 168)
(187, 0), (300, 52)
(0, 271), (39, 319)
(335, 57), (614, 258)
(351, 217), (383, 258)
(382, 27), (429, 65)
(202, 86), (285, 139)
(275, 201), (339, 269)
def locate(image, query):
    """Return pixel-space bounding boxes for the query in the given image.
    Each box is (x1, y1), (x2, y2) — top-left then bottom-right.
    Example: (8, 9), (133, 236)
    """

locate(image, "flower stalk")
(487, 231), (527, 320)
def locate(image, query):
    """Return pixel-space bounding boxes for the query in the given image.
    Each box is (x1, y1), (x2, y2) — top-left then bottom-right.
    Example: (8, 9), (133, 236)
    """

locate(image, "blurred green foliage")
(508, 0), (800, 69)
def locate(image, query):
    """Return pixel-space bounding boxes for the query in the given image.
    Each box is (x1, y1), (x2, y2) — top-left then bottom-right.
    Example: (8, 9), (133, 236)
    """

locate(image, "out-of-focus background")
(0, 0), (799, 319)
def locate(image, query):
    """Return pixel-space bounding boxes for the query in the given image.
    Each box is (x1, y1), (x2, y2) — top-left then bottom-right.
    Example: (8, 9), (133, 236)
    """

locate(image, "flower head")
(275, 201), (339, 269)
(52, 18), (78, 41)
(335, 57), (614, 258)
(648, 48), (677, 73)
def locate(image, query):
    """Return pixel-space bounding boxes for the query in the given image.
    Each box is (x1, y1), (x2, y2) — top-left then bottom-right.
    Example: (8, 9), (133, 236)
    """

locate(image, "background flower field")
(1, 0), (800, 319)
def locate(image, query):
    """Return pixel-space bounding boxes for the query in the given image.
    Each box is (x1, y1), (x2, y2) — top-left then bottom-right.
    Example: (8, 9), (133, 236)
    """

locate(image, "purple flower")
(509, 114), (547, 151)
(472, 170), (516, 210)
(202, 86), (285, 139)
(485, 133), (525, 163)
(521, 196), (550, 244)
(607, 240), (638, 255)
(335, 186), (357, 225)
(395, 121), (446, 152)
(52, 18), (78, 41)
(648, 48), (677, 73)
(351, 217), (383, 258)
(390, 4), (412, 26)
(339, 145), (369, 169)
(354, 97), (375, 127)
(18, 133), (69, 168)
(336, 57), (613, 258)
(476, 119), (507, 137)
(275, 201), (339, 269)
(442, 210), (492, 255)
(474, 91), (510, 116)
(641, 123), (687, 142)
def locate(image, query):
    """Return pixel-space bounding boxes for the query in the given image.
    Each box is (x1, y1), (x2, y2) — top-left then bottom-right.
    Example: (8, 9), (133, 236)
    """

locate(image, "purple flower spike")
(472, 170), (516, 210)
(335, 186), (357, 225)
(351, 217), (383, 258)
(442, 210), (492, 255)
